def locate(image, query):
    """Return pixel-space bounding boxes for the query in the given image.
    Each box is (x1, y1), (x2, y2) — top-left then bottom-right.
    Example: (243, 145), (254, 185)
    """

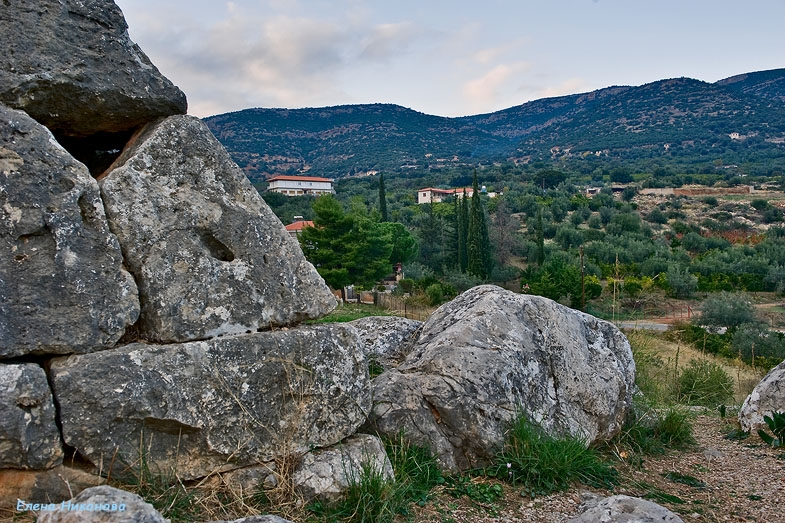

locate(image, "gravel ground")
(405, 414), (785, 523)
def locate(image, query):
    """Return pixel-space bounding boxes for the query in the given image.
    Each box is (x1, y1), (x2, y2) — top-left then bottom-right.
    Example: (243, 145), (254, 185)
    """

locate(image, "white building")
(417, 187), (474, 204)
(266, 175), (334, 196)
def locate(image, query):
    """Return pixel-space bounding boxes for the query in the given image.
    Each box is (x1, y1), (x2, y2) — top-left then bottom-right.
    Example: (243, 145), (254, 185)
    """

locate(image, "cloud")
(359, 22), (422, 62)
(470, 38), (530, 66)
(462, 62), (530, 112)
(122, 1), (433, 116)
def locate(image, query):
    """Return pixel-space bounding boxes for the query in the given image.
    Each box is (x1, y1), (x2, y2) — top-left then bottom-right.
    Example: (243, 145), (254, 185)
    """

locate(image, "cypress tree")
(467, 172), (491, 279)
(536, 205), (545, 266)
(378, 173), (388, 222)
(457, 188), (469, 272)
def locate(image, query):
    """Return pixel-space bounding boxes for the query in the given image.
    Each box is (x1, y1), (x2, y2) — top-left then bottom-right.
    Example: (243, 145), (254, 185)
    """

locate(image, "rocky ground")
(406, 414), (784, 523)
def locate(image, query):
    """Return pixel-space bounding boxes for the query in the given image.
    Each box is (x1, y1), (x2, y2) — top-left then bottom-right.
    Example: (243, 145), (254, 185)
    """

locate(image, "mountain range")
(203, 69), (785, 182)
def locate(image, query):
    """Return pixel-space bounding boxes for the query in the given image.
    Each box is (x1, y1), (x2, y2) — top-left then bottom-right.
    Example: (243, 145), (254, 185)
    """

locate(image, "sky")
(115, 0), (785, 119)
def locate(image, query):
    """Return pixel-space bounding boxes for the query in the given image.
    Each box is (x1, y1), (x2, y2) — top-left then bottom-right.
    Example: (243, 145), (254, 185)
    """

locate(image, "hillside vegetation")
(205, 68), (785, 182)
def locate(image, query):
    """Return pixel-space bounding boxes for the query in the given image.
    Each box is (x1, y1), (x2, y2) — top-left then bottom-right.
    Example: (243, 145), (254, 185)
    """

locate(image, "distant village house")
(417, 186), (498, 204)
(417, 187), (474, 204)
(267, 175), (334, 196)
(284, 216), (314, 238)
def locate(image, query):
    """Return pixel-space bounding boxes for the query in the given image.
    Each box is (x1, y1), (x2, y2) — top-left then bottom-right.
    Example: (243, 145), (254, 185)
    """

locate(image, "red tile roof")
(285, 220), (314, 232)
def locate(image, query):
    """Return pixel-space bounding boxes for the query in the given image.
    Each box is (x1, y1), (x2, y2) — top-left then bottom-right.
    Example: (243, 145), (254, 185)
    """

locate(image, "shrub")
(489, 416), (617, 496)
(665, 265), (697, 298)
(616, 405), (695, 456)
(441, 270), (482, 293)
(680, 324), (730, 356)
(677, 360), (734, 408)
(696, 291), (756, 332)
(587, 214), (603, 229)
(655, 407), (696, 448)
(397, 278), (415, 294)
(646, 208), (668, 224)
(731, 323), (785, 368)
(424, 282), (456, 306)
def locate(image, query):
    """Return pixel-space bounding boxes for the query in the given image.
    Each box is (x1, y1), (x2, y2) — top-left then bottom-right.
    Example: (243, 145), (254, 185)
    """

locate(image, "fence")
(375, 293), (432, 322)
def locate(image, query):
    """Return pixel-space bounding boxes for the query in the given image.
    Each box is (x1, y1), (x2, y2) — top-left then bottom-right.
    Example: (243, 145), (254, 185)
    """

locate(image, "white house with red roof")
(267, 175), (334, 196)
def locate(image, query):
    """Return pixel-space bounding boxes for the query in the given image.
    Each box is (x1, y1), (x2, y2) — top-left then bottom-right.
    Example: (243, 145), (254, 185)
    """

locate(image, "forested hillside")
(204, 68), (785, 182)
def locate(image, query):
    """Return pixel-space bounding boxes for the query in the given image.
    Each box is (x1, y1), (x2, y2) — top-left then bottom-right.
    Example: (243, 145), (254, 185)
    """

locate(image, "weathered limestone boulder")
(0, 105), (139, 357)
(348, 316), (422, 372)
(100, 115), (336, 342)
(0, 0), (186, 138)
(292, 434), (394, 501)
(50, 325), (370, 480)
(367, 285), (635, 471)
(739, 359), (785, 433)
(35, 485), (166, 523)
(567, 494), (684, 523)
(0, 364), (62, 469)
(0, 466), (103, 509)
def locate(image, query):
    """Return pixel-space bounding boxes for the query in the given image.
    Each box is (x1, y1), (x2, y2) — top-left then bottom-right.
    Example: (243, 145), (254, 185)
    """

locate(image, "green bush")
(731, 323), (785, 368)
(677, 360), (734, 408)
(679, 324), (730, 356)
(665, 265), (697, 298)
(489, 416), (617, 496)
(655, 407), (696, 448)
(397, 278), (415, 294)
(424, 282), (456, 306)
(695, 291), (756, 332)
(616, 404), (695, 456)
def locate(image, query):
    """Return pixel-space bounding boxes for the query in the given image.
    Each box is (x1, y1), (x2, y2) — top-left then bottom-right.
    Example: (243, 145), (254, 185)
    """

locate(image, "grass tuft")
(488, 416), (618, 497)
(307, 432), (444, 522)
(677, 359), (735, 408)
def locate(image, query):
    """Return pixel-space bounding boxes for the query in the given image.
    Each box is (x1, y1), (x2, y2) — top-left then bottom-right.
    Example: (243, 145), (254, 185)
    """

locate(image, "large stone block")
(0, 0), (186, 138)
(0, 105), (139, 357)
(35, 485), (167, 523)
(567, 494), (684, 523)
(50, 325), (370, 480)
(366, 285), (635, 471)
(739, 359), (785, 433)
(0, 364), (63, 469)
(292, 434), (394, 502)
(348, 316), (422, 373)
(100, 115), (336, 343)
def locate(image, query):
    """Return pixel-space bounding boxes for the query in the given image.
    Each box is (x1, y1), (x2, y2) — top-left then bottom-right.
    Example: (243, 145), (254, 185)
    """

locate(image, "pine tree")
(378, 173), (388, 222)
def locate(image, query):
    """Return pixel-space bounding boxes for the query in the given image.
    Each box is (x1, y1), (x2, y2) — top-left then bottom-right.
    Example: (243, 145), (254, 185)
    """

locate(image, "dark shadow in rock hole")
(54, 129), (136, 177)
(198, 229), (235, 262)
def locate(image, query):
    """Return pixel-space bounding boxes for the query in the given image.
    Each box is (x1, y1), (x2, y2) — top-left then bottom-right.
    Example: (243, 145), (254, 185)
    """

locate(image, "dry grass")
(625, 328), (764, 405)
